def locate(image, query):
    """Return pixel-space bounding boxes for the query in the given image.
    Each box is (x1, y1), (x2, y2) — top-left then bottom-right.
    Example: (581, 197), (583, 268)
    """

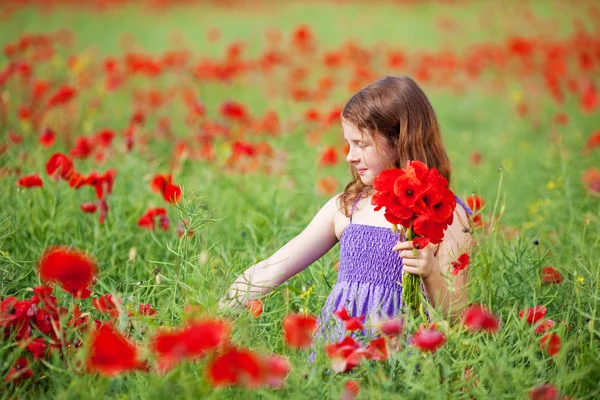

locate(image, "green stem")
(401, 225), (424, 321)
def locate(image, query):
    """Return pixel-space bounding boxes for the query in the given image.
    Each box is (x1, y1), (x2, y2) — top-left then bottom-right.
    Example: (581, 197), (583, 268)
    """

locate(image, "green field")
(1, 0), (599, 398)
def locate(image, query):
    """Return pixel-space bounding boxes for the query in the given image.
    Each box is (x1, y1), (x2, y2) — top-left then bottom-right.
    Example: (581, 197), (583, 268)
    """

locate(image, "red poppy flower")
(519, 305), (547, 325)
(334, 307), (365, 332)
(393, 171), (425, 209)
(80, 202), (97, 213)
(582, 167), (600, 196)
(26, 338), (47, 360)
(451, 253), (470, 275)
(137, 208), (168, 231)
(341, 380), (360, 400)
(366, 337), (388, 361)
(17, 174), (43, 188)
(151, 319), (230, 372)
(325, 336), (368, 373)
(139, 304), (157, 316)
(220, 101), (250, 122)
(4, 357), (33, 383)
(462, 304), (500, 333)
(206, 347), (262, 388)
(38, 246), (97, 299)
(374, 317), (403, 336)
(260, 354), (291, 388)
(150, 174), (182, 204)
(245, 299), (263, 318)
(320, 147), (338, 166)
(317, 176), (338, 196)
(70, 136), (94, 159)
(87, 323), (146, 376)
(529, 383), (559, 400)
(541, 267), (563, 284)
(534, 319), (555, 335)
(39, 129), (55, 147)
(411, 327), (446, 353)
(47, 85), (76, 108)
(46, 153), (75, 181)
(466, 195), (485, 226)
(412, 215), (445, 244)
(92, 294), (121, 318)
(282, 313), (317, 349)
(539, 333), (561, 357)
(33, 285), (52, 298)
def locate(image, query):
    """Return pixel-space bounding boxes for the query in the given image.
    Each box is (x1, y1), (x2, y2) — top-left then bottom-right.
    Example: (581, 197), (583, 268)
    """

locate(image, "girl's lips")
(358, 168), (367, 175)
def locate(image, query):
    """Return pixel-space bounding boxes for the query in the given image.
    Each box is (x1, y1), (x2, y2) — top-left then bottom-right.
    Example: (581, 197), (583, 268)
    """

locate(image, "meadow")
(0, 0), (599, 398)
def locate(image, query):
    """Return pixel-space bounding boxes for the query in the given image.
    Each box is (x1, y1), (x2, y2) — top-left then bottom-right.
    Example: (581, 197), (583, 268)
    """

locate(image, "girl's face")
(342, 119), (397, 186)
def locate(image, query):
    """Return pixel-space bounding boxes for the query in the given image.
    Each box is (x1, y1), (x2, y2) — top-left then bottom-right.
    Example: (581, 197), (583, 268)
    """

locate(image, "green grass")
(1, 0), (599, 398)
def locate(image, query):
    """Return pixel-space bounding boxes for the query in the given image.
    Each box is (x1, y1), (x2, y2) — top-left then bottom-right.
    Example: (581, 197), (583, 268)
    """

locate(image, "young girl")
(220, 76), (473, 346)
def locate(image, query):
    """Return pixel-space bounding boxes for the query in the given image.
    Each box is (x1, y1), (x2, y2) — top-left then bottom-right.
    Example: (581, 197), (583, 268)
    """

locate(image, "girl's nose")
(346, 148), (359, 164)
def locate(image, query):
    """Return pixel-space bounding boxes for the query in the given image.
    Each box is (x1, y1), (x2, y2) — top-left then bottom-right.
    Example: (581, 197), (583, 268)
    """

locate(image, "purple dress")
(310, 192), (473, 350)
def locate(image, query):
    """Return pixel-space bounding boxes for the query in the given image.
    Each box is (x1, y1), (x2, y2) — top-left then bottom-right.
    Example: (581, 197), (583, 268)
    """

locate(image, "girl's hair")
(340, 76), (452, 217)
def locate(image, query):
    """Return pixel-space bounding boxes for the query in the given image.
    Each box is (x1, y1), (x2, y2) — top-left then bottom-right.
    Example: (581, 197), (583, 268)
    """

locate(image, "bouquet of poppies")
(372, 160), (456, 318)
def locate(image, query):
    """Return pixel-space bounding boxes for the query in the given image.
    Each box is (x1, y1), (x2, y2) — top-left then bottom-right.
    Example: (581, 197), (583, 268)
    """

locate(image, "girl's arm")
(219, 194), (341, 310)
(422, 206), (473, 323)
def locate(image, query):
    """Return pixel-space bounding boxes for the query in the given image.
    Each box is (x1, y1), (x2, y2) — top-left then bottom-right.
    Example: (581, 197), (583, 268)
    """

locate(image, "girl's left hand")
(392, 240), (440, 279)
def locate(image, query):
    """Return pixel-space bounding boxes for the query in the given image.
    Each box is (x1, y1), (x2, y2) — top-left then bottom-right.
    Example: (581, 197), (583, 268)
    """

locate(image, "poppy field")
(1, 0), (599, 398)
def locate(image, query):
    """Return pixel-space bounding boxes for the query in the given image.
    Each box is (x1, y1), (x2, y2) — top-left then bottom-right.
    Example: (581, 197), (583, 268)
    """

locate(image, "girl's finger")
(399, 250), (417, 259)
(402, 258), (421, 268)
(394, 240), (413, 249)
(402, 266), (423, 276)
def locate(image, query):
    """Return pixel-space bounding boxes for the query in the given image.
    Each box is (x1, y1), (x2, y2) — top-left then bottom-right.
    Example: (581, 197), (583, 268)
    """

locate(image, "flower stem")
(402, 225), (422, 320)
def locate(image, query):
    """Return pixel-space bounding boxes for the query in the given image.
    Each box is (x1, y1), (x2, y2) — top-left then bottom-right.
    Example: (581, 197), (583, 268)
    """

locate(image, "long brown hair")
(340, 76), (452, 217)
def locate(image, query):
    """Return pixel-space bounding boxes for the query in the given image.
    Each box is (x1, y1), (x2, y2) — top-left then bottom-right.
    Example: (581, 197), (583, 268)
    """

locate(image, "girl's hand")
(392, 240), (440, 279)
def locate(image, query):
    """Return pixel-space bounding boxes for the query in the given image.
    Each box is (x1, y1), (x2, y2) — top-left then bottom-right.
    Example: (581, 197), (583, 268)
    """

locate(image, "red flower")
(47, 85), (76, 108)
(582, 167), (600, 197)
(151, 319), (230, 372)
(17, 173), (43, 188)
(411, 327), (446, 353)
(462, 304), (500, 333)
(139, 304), (157, 316)
(534, 319), (555, 335)
(245, 299), (263, 318)
(220, 101), (250, 122)
(325, 336), (368, 373)
(317, 176), (338, 196)
(466, 195), (485, 226)
(150, 174), (182, 204)
(80, 202), (98, 213)
(206, 347), (262, 388)
(519, 305), (547, 325)
(70, 136), (94, 159)
(26, 338), (47, 360)
(38, 246), (97, 299)
(539, 333), (561, 357)
(260, 354), (291, 388)
(341, 380), (360, 400)
(334, 307), (365, 332)
(46, 153), (75, 181)
(319, 147), (338, 166)
(87, 323), (146, 376)
(541, 267), (563, 284)
(4, 357), (33, 383)
(374, 317), (403, 337)
(92, 294), (121, 318)
(366, 337), (388, 361)
(282, 313), (317, 349)
(39, 129), (55, 147)
(529, 383), (559, 400)
(137, 208), (168, 231)
(451, 253), (470, 275)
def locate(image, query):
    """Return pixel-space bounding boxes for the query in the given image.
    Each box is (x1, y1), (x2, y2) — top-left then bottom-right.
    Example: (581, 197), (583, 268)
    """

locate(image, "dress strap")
(349, 191), (363, 224)
(455, 195), (473, 215)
